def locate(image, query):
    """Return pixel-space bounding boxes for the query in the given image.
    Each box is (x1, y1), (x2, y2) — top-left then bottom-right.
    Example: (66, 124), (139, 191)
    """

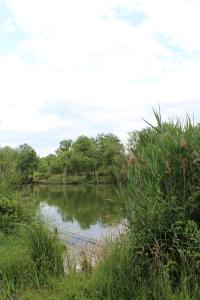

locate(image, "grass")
(23, 222), (64, 281)
(0, 238), (32, 299)
(3, 111), (200, 299)
(119, 112), (200, 299)
(0, 221), (64, 299)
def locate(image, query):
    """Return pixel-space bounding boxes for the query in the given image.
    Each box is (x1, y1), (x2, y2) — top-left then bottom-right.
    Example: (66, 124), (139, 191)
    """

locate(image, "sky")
(1, 0), (200, 155)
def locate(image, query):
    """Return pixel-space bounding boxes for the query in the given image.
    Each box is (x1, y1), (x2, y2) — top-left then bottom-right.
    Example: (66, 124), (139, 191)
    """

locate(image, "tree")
(16, 144), (39, 184)
(56, 139), (72, 154)
(72, 136), (92, 153)
(96, 133), (124, 168)
(70, 136), (98, 176)
(56, 140), (73, 184)
(0, 146), (20, 191)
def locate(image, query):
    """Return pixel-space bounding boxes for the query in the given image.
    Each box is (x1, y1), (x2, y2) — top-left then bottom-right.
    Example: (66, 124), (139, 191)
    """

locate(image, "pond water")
(33, 185), (123, 247)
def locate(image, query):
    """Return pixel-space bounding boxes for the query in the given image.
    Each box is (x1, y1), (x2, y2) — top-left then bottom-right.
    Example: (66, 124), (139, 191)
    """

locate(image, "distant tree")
(127, 127), (156, 152)
(72, 136), (92, 153)
(56, 140), (73, 184)
(40, 133), (126, 184)
(16, 144), (39, 184)
(96, 133), (124, 167)
(35, 157), (50, 181)
(56, 139), (73, 154)
(37, 157), (49, 174)
(0, 146), (20, 190)
(70, 136), (98, 176)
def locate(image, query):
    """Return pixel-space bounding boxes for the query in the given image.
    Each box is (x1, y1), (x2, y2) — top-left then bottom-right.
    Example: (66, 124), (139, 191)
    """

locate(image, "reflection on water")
(33, 185), (123, 242)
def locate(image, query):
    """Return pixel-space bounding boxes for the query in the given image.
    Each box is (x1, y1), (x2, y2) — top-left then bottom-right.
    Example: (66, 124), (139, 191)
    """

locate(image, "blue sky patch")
(156, 33), (186, 54)
(0, 29), (26, 57)
(0, 2), (27, 57)
(115, 6), (147, 26)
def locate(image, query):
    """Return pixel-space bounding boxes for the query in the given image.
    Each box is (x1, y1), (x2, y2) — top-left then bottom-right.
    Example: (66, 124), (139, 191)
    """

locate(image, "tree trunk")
(63, 165), (67, 185)
(94, 166), (99, 185)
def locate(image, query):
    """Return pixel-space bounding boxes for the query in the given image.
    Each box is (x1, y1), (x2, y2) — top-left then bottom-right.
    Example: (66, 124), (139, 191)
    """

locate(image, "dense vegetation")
(0, 154), (64, 299)
(1, 112), (200, 299)
(94, 112), (200, 299)
(36, 133), (125, 185)
(0, 133), (126, 186)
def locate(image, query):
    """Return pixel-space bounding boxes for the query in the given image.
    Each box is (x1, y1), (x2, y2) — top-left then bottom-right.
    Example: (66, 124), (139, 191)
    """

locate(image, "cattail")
(181, 137), (188, 149)
(193, 151), (200, 163)
(128, 154), (137, 165)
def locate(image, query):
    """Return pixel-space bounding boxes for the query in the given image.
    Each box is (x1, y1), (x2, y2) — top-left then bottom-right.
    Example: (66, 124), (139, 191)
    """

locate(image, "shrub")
(0, 195), (31, 235)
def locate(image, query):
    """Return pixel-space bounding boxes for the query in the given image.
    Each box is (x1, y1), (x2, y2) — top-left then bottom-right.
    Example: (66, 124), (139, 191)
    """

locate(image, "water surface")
(33, 185), (123, 246)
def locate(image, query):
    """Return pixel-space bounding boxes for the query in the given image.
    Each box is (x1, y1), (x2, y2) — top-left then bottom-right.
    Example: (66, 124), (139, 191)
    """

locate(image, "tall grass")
(0, 222), (64, 299)
(94, 112), (200, 299)
(0, 238), (31, 299)
(3, 111), (200, 299)
(24, 222), (64, 282)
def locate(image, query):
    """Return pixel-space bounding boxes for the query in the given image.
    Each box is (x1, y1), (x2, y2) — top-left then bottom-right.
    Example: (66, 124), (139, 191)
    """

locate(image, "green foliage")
(0, 194), (31, 235)
(5, 112), (200, 299)
(35, 133), (126, 184)
(115, 112), (200, 298)
(70, 152), (95, 174)
(0, 238), (32, 299)
(68, 136), (97, 176)
(57, 139), (73, 153)
(0, 223), (64, 299)
(0, 146), (21, 191)
(0, 133), (126, 186)
(96, 133), (124, 167)
(0, 184), (64, 298)
(24, 222), (64, 281)
(17, 144), (39, 184)
(73, 136), (93, 153)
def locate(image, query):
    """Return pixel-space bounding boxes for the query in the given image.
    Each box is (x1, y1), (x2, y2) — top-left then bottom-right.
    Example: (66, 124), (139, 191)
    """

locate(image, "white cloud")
(1, 0), (200, 153)
(3, 17), (16, 32)
(138, 0), (200, 51)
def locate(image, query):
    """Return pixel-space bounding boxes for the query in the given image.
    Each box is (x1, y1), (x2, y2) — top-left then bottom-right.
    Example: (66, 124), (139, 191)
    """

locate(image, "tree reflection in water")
(33, 185), (123, 230)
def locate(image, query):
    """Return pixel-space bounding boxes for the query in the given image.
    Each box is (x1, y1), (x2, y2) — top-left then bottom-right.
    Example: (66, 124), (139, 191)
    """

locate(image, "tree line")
(1, 127), (178, 187)
(0, 133), (129, 186)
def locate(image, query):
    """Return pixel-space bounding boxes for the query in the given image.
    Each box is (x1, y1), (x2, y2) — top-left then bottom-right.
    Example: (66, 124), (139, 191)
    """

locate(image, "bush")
(0, 195), (31, 235)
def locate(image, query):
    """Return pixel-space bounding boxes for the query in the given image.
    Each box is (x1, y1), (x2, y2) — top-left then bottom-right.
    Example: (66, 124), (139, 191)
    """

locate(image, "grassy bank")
(21, 113), (200, 299)
(2, 112), (200, 299)
(0, 192), (64, 299)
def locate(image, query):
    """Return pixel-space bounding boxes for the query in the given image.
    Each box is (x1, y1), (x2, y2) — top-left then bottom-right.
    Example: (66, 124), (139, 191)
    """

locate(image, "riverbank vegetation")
(1, 111), (200, 299)
(35, 133), (125, 185)
(0, 178), (64, 298)
(0, 133), (126, 187)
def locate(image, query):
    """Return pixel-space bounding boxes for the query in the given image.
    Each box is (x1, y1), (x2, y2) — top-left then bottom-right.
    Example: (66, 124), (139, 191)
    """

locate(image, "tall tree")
(0, 146), (20, 191)
(16, 144), (39, 184)
(96, 133), (124, 167)
(56, 139), (73, 184)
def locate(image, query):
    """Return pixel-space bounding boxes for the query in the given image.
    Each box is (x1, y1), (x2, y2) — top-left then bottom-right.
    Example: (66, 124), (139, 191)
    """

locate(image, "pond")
(33, 185), (123, 247)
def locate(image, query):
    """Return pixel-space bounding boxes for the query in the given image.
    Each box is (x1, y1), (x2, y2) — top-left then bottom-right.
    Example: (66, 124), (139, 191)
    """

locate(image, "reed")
(3, 111), (200, 299)
(95, 111), (200, 299)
